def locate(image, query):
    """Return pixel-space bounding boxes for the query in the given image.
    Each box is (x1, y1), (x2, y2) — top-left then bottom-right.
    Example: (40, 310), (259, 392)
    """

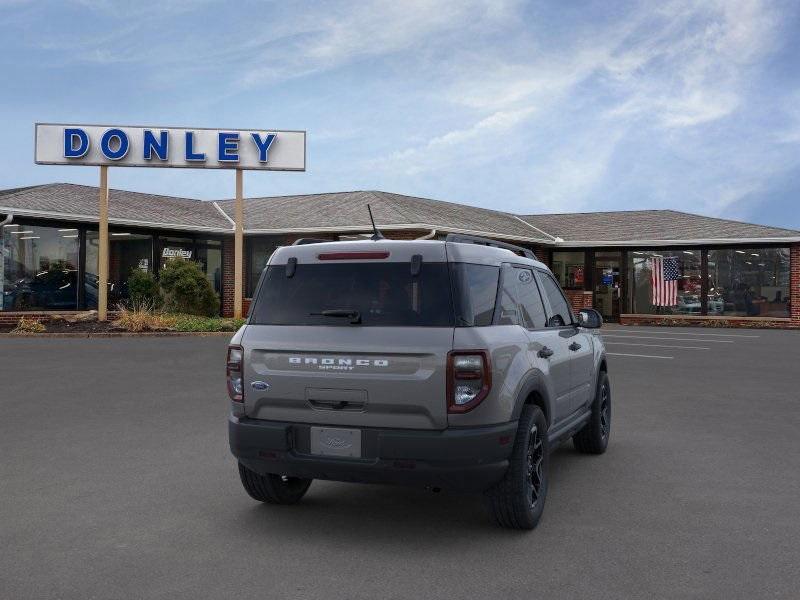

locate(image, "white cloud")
(238, 0), (522, 88)
(375, 106), (536, 175)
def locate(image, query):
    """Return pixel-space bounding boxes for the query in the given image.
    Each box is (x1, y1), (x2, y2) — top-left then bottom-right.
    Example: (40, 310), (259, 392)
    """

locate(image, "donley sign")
(33, 122), (306, 320)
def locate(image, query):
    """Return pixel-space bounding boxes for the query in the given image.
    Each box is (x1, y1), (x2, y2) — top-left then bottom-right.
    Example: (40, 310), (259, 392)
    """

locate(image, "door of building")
(593, 251), (622, 322)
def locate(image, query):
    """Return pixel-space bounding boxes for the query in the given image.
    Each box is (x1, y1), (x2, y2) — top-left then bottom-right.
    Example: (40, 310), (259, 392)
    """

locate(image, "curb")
(0, 331), (235, 339)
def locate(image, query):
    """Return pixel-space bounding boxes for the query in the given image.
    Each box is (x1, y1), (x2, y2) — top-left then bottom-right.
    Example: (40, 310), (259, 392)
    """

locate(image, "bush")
(169, 315), (246, 332)
(127, 269), (162, 308)
(158, 259), (220, 317)
(11, 316), (46, 334)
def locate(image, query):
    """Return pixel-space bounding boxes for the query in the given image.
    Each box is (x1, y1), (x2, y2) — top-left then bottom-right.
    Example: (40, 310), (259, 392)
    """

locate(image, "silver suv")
(228, 235), (610, 529)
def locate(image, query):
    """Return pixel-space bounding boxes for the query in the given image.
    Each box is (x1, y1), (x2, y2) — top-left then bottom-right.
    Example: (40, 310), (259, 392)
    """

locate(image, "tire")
(237, 462), (312, 505)
(573, 371), (611, 455)
(484, 405), (549, 530)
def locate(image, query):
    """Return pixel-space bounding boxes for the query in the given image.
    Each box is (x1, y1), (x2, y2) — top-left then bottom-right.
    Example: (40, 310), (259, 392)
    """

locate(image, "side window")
(450, 263), (500, 326)
(514, 268), (548, 329)
(538, 271), (573, 327)
(496, 266), (520, 325)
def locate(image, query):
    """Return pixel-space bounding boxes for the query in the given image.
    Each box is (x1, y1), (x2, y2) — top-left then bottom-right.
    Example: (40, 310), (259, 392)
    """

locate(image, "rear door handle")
(538, 346), (554, 358)
(569, 342), (582, 351)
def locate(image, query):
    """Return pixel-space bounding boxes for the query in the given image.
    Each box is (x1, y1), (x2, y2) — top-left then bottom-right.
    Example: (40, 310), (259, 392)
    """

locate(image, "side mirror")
(578, 308), (603, 329)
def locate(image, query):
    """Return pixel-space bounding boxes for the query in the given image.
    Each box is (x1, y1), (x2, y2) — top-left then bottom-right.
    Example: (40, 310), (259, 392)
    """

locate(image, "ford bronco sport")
(228, 234), (609, 529)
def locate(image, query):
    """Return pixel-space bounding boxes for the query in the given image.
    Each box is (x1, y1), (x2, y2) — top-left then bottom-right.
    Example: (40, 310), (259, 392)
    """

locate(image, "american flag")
(651, 256), (679, 306)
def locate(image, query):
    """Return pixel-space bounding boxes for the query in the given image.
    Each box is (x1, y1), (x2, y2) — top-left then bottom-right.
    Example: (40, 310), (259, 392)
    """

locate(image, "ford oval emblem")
(251, 381), (269, 391)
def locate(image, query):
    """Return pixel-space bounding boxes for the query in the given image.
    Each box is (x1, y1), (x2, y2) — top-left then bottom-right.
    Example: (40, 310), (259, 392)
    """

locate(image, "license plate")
(310, 427), (362, 458)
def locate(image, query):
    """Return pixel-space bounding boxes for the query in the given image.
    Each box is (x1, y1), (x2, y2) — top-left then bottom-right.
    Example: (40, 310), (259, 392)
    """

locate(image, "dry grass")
(113, 301), (176, 332)
(11, 317), (46, 334)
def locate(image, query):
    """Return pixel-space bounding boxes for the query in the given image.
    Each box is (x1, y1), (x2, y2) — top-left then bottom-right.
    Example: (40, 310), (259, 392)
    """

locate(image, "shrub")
(127, 269), (162, 308)
(158, 259), (220, 317)
(113, 302), (174, 332)
(11, 316), (46, 334)
(170, 315), (245, 332)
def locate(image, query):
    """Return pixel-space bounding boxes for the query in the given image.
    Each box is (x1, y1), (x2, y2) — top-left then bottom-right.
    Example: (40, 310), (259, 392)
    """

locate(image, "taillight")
(227, 345), (244, 402)
(317, 251), (390, 260)
(447, 350), (491, 413)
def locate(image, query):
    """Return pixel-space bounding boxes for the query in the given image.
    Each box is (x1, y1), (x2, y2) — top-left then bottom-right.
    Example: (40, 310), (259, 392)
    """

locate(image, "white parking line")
(604, 342), (710, 350)
(603, 329), (759, 338)
(601, 335), (734, 343)
(606, 352), (674, 359)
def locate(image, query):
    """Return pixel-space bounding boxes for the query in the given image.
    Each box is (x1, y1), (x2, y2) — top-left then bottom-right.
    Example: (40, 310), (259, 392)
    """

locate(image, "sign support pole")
(98, 166), (109, 321)
(234, 168), (244, 319)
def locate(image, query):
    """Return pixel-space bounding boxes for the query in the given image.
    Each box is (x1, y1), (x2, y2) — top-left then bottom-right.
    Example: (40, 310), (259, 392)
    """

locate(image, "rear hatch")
(242, 241), (454, 430)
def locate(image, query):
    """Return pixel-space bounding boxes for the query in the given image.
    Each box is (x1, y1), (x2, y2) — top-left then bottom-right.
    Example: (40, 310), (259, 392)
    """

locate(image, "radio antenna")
(367, 204), (385, 240)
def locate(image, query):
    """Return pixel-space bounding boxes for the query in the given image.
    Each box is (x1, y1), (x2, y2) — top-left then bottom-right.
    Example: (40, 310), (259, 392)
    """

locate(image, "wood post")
(98, 166), (109, 321)
(234, 169), (244, 319)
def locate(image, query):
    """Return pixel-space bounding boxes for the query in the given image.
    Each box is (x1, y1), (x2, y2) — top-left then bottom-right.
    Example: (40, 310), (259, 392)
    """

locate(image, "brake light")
(447, 350), (491, 413)
(318, 251), (390, 260)
(227, 345), (244, 402)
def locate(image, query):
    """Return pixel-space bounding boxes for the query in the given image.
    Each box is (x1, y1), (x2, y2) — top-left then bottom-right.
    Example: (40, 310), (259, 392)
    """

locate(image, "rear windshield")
(250, 262), (454, 327)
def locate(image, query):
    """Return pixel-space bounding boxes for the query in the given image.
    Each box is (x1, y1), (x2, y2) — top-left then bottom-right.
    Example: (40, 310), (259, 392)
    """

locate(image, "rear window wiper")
(310, 309), (362, 324)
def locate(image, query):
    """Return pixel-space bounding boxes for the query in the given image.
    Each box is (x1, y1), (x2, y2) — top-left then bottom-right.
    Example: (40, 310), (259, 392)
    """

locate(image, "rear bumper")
(229, 415), (517, 492)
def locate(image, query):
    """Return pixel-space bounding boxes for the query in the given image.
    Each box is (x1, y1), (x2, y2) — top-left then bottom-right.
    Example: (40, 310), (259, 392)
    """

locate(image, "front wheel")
(573, 371), (611, 454)
(484, 405), (549, 530)
(238, 463), (312, 505)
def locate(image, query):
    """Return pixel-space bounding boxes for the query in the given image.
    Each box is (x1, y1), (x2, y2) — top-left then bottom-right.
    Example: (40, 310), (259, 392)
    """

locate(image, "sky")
(1, 0), (799, 229)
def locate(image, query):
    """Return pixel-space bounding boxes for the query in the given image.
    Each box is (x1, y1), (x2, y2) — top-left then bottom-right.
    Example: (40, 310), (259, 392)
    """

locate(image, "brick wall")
(791, 243), (799, 325)
(619, 314), (798, 329)
(0, 311), (60, 326)
(563, 290), (593, 312)
(0, 311), (120, 326)
(221, 237), (236, 317)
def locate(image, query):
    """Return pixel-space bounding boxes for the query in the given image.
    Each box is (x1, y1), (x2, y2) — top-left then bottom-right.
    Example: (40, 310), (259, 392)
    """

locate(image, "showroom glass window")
(85, 230), (154, 308)
(196, 239), (223, 299)
(159, 236), (195, 271)
(707, 248), (790, 318)
(1, 223), (80, 311)
(247, 237), (283, 296)
(551, 251), (585, 290)
(629, 249), (702, 314)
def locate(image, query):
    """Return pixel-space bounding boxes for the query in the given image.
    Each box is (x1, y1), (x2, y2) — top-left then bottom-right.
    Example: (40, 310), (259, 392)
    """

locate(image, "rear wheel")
(238, 462), (312, 504)
(485, 405), (549, 530)
(573, 371), (611, 454)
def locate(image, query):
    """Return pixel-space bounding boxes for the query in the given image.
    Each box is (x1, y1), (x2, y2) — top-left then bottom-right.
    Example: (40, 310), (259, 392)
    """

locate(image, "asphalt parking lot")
(1, 326), (799, 600)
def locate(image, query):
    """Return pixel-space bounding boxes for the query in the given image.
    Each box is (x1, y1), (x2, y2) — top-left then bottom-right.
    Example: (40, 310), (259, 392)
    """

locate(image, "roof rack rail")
(445, 233), (537, 260)
(292, 238), (335, 246)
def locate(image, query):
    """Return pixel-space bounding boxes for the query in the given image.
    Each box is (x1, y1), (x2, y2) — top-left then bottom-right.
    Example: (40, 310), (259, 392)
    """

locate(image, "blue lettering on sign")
(218, 132), (239, 162)
(100, 129), (129, 160)
(185, 131), (205, 161)
(251, 133), (276, 163)
(143, 130), (168, 160)
(64, 128), (89, 158)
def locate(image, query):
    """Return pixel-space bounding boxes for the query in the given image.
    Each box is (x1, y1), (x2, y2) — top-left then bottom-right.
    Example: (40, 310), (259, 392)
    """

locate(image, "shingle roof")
(519, 210), (800, 243)
(2, 183), (798, 244)
(0, 183), (230, 232)
(215, 190), (550, 242)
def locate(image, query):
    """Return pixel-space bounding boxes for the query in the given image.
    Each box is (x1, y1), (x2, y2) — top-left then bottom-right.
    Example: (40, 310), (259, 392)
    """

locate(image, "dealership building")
(1, 182), (798, 328)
